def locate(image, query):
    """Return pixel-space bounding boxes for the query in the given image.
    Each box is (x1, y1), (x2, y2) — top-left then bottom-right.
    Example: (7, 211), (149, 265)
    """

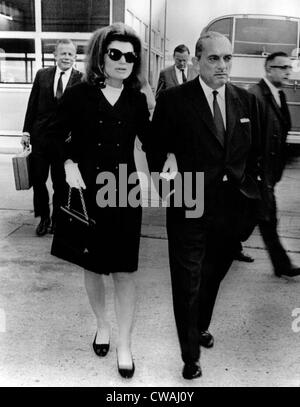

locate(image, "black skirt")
(86, 205), (142, 275)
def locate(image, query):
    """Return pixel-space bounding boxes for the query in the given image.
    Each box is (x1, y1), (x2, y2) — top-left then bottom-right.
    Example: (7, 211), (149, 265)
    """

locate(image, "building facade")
(0, 0), (167, 134)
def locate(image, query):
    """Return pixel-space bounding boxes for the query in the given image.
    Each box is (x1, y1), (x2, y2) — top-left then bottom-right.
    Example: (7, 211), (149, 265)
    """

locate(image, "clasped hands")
(64, 153), (177, 190)
(64, 160), (86, 189)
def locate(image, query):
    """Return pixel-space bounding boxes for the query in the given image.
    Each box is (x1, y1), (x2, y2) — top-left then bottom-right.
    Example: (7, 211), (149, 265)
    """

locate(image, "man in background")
(249, 52), (300, 277)
(21, 39), (82, 236)
(155, 44), (198, 98)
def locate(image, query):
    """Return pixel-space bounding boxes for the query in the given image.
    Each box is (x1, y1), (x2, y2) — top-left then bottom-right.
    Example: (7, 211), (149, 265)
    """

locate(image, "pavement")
(0, 150), (300, 388)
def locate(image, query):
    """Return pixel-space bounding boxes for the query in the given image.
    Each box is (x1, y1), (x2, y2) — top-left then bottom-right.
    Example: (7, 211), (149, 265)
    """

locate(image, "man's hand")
(64, 160), (86, 189)
(21, 132), (30, 149)
(160, 153), (178, 181)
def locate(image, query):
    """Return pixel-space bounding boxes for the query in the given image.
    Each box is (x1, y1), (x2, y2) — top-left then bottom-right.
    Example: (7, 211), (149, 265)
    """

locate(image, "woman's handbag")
(51, 187), (96, 269)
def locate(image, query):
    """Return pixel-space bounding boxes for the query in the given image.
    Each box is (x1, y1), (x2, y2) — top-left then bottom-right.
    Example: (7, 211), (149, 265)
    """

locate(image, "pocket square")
(240, 118), (250, 123)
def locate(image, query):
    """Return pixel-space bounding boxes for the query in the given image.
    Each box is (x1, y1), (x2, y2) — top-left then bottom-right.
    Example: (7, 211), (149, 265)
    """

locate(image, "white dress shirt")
(175, 66), (188, 85)
(199, 76), (226, 129)
(53, 66), (73, 97)
(263, 77), (281, 107)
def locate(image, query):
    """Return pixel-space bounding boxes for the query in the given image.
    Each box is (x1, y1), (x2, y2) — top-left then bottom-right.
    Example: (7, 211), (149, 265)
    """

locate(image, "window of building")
(132, 16), (141, 37)
(0, 38), (35, 82)
(234, 18), (298, 55)
(142, 23), (148, 43)
(125, 9), (134, 27)
(41, 0), (109, 32)
(160, 38), (164, 52)
(0, 0), (35, 31)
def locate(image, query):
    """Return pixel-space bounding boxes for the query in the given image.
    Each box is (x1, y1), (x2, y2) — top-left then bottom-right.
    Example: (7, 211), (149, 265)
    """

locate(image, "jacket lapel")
(171, 65), (179, 86)
(66, 68), (77, 89)
(225, 83), (241, 146)
(259, 79), (284, 122)
(186, 78), (224, 148)
(48, 67), (56, 102)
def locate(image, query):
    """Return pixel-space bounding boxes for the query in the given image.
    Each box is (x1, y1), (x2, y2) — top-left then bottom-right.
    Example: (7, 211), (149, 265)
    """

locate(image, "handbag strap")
(67, 187), (89, 221)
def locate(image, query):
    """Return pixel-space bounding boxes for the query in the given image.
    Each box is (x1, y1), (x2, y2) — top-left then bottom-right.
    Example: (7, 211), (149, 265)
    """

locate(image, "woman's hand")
(64, 160), (86, 189)
(160, 153), (178, 181)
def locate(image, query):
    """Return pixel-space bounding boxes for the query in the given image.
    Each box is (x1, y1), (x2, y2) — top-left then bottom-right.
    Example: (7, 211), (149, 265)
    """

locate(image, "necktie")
(212, 90), (226, 144)
(279, 90), (291, 130)
(56, 71), (65, 99)
(181, 69), (187, 83)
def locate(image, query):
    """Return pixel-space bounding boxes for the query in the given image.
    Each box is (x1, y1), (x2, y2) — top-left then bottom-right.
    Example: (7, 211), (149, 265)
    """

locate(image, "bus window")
(41, 0), (109, 32)
(0, 0), (35, 31)
(206, 17), (233, 42)
(234, 18), (298, 56)
(0, 39), (35, 83)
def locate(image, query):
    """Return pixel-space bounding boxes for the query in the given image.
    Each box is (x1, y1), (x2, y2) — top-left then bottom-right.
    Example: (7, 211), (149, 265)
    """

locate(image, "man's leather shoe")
(36, 217), (50, 236)
(199, 330), (214, 348)
(233, 251), (254, 263)
(275, 267), (300, 278)
(182, 362), (202, 380)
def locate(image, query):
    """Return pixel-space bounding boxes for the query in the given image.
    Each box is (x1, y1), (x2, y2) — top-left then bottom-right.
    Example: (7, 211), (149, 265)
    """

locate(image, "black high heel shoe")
(117, 350), (135, 379)
(92, 333), (110, 357)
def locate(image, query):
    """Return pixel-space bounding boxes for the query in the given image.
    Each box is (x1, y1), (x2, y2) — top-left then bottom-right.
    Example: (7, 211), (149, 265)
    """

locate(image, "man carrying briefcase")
(21, 39), (82, 236)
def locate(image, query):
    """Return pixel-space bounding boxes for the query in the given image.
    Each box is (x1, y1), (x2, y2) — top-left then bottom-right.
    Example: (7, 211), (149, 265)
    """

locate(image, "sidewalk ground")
(0, 154), (300, 387)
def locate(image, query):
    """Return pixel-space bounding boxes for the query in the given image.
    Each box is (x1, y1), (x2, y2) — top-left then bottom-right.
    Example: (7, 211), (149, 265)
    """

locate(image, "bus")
(202, 14), (300, 144)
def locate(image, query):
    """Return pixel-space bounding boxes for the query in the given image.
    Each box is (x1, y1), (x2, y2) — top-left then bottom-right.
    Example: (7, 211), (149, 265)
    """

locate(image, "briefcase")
(12, 147), (32, 190)
(51, 187), (96, 270)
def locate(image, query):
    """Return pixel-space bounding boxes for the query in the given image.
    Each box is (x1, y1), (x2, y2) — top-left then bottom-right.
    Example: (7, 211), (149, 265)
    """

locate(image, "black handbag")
(51, 187), (96, 269)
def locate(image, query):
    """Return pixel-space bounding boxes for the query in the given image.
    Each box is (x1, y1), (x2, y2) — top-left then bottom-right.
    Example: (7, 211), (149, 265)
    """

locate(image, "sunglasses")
(270, 65), (292, 71)
(107, 48), (137, 63)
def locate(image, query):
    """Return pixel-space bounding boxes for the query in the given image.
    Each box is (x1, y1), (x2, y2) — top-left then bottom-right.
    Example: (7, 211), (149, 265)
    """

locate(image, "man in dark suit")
(249, 52), (300, 277)
(155, 44), (198, 98)
(147, 31), (261, 379)
(21, 39), (82, 236)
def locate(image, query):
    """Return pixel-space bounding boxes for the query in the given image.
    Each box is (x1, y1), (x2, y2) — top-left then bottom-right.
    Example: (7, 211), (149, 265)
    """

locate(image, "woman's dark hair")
(84, 22), (143, 89)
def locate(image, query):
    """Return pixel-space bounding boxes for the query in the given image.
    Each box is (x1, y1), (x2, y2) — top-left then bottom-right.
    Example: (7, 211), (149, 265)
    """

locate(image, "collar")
(263, 76), (281, 95)
(199, 76), (225, 100)
(56, 66), (72, 76)
(175, 65), (187, 74)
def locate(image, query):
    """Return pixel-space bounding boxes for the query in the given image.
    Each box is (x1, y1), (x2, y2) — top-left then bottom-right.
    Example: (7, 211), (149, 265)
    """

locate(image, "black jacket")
(23, 66), (83, 145)
(249, 79), (291, 187)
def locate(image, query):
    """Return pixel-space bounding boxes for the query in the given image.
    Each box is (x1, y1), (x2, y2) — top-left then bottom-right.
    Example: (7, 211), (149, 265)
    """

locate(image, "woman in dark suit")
(53, 23), (150, 378)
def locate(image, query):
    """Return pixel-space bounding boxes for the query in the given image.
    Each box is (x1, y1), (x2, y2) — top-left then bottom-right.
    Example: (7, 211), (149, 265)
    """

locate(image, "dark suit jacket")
(147, 77), (261, 233)
(23, 66), (83, 146)
(155, 64), (198, 98)
(248, 79), (291, 187)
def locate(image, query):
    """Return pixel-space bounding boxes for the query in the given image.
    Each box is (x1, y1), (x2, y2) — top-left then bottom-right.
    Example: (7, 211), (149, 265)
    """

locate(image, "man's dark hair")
(195, 31), (230, 59)
(173, 44), (190, 55)
(265, 51), (289, 68)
